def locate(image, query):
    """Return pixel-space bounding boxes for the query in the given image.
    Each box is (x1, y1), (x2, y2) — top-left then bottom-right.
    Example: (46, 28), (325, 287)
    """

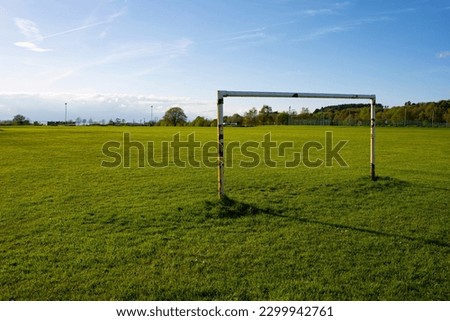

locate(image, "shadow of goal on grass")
(358, 175), (411, 189)
(287, 215), (450, 248)
(288, 176), (449, 248)
(202, 195), (275, 219)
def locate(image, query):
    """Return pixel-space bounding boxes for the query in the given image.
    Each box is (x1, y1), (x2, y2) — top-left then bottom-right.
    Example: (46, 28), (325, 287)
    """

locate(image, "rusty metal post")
(217, 91), (225, 198)
(370, 98), (376, 181)
(217, 90), (377, 197)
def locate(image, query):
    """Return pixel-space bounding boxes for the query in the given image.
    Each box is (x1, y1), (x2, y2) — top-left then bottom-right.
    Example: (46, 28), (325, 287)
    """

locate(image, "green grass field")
(0, 125), (449, 300)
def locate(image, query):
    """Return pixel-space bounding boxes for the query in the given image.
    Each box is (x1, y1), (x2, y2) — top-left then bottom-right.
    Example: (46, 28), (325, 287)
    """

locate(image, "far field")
(0, 126), (449, 300)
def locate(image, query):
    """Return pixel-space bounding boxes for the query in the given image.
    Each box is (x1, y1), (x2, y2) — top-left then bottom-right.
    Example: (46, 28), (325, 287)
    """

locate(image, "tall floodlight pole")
(288, 106), (291, 125)
(151, 105), (153, 123)
(65, 103), (67, 124)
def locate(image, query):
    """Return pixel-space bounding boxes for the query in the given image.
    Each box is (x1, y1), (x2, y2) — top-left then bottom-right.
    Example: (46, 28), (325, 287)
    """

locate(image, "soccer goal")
(217, 90), (377, 199)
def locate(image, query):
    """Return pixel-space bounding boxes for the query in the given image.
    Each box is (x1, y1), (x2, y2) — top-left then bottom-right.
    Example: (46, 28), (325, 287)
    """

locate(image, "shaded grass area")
(0, 126), (449, 300)
(201, 195), (274, 219)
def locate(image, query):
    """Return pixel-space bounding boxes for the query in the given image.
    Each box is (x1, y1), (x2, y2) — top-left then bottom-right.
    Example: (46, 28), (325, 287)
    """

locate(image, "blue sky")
(0, 0), (449, 122)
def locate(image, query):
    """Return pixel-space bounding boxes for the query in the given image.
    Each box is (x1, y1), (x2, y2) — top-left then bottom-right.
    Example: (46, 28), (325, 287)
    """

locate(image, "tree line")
(2, 99), (450, 127)
(165, 99), (450, 127)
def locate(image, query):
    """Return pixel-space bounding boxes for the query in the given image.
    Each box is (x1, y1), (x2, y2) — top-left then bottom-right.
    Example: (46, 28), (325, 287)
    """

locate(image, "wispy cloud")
(335, 1), (351, 8)
(437, 51), (450, 58)
(211, 20), (295, 48)
(297, 16), (390, 41)
(41, 38), (194, 82)
(13, 18), (51, 52)
(301, 1), (351, 16)
(13, 9), (125, 53)
(302, 8), (334, 16)
(310, 26), (349, 38)
(36, 67), (76, 84)
(90, 38), (193, 67)
(14, 18), (43, 40)
(14, 41), (52, 53)
(124, 39), (194, 77)
(215, 24), (286, 48)
(296, 25), (353, 42)
(221, 27), (269, 43)
(39, 9), (125, 41)
(376, 7), (416, 15)
(227, 28), (267, 42)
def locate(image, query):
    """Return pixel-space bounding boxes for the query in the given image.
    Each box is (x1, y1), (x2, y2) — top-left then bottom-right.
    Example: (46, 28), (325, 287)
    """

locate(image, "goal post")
(217, 90), (377, 199)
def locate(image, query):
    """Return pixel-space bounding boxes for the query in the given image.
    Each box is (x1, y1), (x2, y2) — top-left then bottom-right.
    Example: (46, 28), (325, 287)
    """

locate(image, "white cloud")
(14, 41), (52, 52)
(437, 51), (450, 59)
(36, 68), (75, 83)
(216, 27), (278, 48)
(82, 39), (193, 70)
(0, 92), (213, 122)
(40, 9), (125, 41)
(303, 9), (334, 16)
(297, 25), (350, 41)
(301, 1), (350, 16)
(13, 18), (51, 52)
(14, 18), (43, 41)
(13, 9), (125, 53)
(311, 26), (349, 37)
(228, 31), (267, 42)
(297, 16), (390, 41)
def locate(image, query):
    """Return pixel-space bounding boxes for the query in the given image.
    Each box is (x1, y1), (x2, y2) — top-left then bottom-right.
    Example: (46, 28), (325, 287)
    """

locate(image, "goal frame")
(217, 90), (377, 199)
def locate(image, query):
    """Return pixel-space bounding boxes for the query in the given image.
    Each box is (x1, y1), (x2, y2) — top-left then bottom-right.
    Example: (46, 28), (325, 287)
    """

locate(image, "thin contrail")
(35, 10), (125, 42)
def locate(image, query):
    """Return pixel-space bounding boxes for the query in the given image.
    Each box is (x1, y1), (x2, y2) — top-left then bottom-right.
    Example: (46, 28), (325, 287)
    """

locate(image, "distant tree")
(390, 108), (405, 126)
(191, 116), (210, 127)
(444, 110), (450, 126)
(12, 114), (28, 125)
(163, 107), (187, 126)
(243, 107), (258, 126)
(358, 107), (370, 123)
(228, 113), (243, 125)
(298, 107), (311, 120)
(258, 105), (273, 125)
(276, 112), (289, 125)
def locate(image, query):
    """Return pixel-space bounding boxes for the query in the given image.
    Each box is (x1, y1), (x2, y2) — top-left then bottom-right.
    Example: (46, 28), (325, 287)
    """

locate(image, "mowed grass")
(0, 125), (448, 300)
